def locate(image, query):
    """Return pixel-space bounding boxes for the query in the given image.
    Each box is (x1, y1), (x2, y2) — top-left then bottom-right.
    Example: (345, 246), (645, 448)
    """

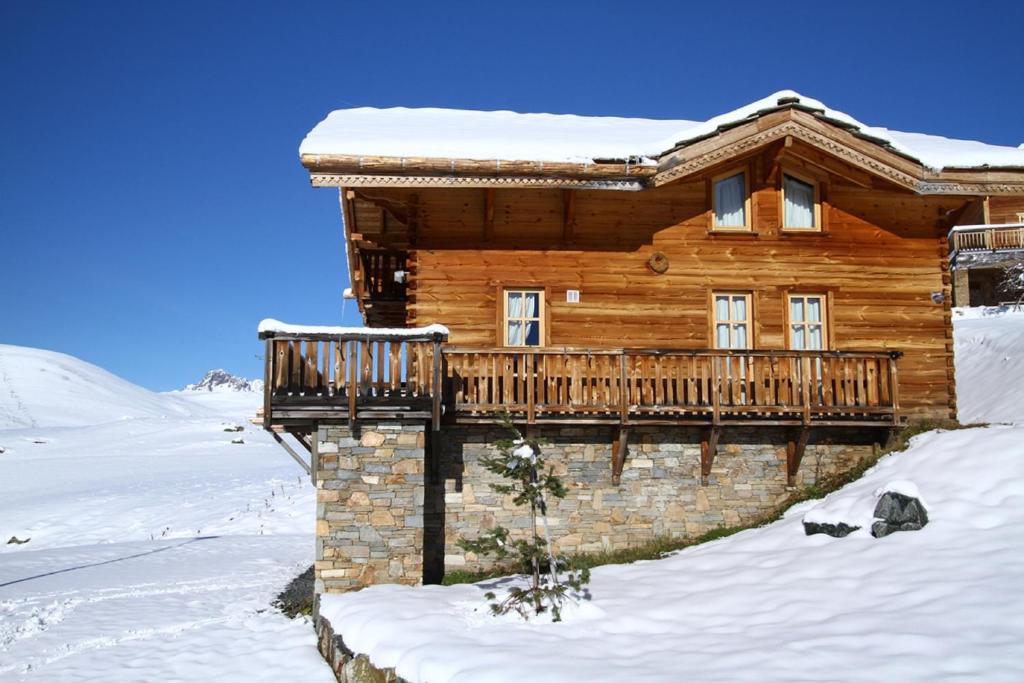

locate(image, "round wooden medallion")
(648, 251), (670, 274)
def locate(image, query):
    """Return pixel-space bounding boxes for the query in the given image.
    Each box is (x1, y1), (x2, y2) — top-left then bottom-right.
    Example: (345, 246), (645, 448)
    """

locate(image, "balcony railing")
(950, 224), (1024, 253)
(443, 348), (900, 427)
(259, 328), (901, 430)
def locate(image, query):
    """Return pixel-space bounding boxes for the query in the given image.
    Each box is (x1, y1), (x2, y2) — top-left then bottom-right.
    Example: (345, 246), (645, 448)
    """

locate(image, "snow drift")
(954, 307), (1024, 424)
(321, 424), (1024, 683)
(0, 344), (196, 429)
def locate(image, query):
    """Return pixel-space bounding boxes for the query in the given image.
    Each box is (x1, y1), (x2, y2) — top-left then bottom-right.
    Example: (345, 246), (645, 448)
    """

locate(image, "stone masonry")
(314, 421), (877, 592)
(315, 421), (426, 594)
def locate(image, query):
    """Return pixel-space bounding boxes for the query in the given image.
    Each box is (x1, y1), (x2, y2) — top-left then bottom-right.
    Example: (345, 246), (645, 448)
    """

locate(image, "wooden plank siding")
(356, 155), (963, 422)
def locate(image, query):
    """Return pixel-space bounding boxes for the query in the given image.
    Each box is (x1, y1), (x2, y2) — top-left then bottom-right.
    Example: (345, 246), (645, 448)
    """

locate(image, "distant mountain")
(183, 369), (264, 393)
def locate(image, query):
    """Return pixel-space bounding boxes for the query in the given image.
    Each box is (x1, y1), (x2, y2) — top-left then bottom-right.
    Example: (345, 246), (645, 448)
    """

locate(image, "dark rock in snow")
(223, 425), (244, 432)
(871, 491), (929, 538)
(803, 521), (861, 538)
(7, 536), (30, 545)
(231, 437), (245, 444)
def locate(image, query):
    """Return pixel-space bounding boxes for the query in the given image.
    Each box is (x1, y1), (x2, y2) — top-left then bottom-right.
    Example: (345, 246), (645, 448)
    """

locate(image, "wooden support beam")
(700, 425), (721, 486)
(611, 426), (629, 485)
(483, 188), (495, 241)
(562, 189), (576, 243)
(786, 426), (811, 487)
(268, 429), (312, 475)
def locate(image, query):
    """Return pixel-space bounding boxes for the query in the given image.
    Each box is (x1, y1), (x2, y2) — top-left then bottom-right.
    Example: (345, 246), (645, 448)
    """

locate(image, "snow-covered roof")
(301, 89), (1024, 172)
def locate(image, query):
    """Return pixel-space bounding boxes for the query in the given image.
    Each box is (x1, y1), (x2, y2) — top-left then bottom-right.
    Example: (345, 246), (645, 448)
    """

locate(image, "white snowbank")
(302, 89), (1024, 171)
(953, 307), (1024, 424)
(320, 424), (1024, 682)
(258, 318), (449, 337)
(0, 344), (195, 429)
(0, 355), (327, 680)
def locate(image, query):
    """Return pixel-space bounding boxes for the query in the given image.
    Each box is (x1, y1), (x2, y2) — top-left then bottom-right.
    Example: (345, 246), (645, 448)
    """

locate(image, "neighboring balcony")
(351, 248), (409, 327)
(950, 224), (1024, 256)
(258, 327), (903, 431)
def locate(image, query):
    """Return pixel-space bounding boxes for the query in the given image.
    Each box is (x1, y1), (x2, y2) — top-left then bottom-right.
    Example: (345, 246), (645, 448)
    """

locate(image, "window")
(712, 292), (751, 349)
(712, 170), (750, 230)
(782, 172), (821, 231)
(788, 294), (827, 350)
(503, 289), (544, 346)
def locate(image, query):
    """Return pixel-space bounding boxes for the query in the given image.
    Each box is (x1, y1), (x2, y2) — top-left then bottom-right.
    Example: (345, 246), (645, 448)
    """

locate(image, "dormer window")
(782, 172), (821, 231)
(712, 170), (751, 231)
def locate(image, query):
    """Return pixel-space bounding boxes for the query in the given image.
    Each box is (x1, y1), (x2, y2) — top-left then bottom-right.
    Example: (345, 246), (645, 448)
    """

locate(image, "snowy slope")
(953, 307), (1024, 424)
(0, 344), (195, 429)
(0, 350), (329, 680)
(321, 424), (1024, 683)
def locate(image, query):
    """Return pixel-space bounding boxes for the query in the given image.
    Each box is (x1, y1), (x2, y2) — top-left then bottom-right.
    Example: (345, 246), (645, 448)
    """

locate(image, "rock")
(223, 424), (244, 432)
(871, 491), (928, 538)
(7, 536), (30, 545)
(803, 521), (861, 538)
(231, 437), (245, 444)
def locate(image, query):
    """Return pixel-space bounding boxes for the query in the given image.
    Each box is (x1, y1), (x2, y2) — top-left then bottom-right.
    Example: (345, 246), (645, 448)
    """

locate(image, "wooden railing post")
(431, 339), (443, 432)
(710, 355), (721, 425)
(618, 352), (629, 424)
(525, 352), (536, 424)
(263, 339), (273, 429)
(888, 352), (901, 426)
(348, 341), (358, 427)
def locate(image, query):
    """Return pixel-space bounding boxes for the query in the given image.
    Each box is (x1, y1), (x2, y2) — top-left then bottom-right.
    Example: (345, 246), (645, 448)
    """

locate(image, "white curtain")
(715, 173), (746, 227)
(784, 175), (815, 228)
(507, 292), (523, 345)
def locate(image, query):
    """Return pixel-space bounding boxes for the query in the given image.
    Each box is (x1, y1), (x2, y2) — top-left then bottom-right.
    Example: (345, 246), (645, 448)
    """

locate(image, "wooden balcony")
(950, 224), (1024, 254)
(351, 248), (409, 327)
(260, 330), (902, 431)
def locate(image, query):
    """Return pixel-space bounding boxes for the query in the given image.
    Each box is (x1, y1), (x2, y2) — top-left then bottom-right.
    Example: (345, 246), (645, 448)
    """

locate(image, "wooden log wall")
(354, 152), (963, 421)
(988, 196), (1024, 224)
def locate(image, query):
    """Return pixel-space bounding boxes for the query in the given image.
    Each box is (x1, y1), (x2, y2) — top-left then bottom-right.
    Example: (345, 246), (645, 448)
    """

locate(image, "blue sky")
(2, 1), (1022, 390)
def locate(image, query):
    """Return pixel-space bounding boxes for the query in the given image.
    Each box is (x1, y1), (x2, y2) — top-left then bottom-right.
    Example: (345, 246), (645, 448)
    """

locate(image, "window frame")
(779, 168), (823, 233)
(500, 287), (546, 348)
(710, 291), (753, 350)
(710, 167), (753, 232)
(785, 293), (830, 350)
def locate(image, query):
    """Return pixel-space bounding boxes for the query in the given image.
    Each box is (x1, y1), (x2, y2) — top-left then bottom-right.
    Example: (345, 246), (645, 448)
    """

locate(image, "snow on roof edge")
(300, 90), (1024, 173)
(258, 319), (449, 338)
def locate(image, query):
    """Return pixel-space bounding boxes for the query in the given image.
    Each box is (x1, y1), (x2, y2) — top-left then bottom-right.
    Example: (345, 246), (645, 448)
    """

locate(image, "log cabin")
(260, 91), (1024, 593)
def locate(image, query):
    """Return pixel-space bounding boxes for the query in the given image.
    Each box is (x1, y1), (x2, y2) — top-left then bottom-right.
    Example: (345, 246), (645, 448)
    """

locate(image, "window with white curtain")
(712, 171), (749, 230)
(789, 294), (827, 350)
(782, 173), (819, 230)
(504, 289), (543, 346)
(712, 292), (751, 349)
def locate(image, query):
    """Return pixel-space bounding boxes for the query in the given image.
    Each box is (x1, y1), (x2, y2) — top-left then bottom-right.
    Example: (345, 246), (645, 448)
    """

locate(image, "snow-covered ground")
(0, 346), (331, 681)
(2, 306), (1022, 682)
(319, 308), (1024, 683)
(953, 306), (1024, 425)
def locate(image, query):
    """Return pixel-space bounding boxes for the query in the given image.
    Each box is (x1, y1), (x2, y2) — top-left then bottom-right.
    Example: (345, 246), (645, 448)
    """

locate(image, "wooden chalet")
(259, 91), (1024, 591)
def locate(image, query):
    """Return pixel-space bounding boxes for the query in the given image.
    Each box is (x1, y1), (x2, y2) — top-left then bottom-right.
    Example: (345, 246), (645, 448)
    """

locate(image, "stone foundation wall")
(316, 608), (406, 683)
(314, 421), (879, 591)
(440, 426), (875, 569)
(315, 421), (427, 594)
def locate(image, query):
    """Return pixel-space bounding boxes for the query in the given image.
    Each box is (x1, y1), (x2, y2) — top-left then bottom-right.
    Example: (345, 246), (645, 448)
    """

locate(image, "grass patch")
(442, 419), (965, 585)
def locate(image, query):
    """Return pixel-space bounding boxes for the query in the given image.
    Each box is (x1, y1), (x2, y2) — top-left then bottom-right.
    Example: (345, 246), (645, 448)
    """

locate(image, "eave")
(300, 153), (652, 190)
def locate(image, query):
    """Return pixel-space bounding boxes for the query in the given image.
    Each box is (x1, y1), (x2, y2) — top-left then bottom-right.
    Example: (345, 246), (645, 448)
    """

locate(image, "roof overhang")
(654, 108), (1024, 195)
(302, 153), (651, 190)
